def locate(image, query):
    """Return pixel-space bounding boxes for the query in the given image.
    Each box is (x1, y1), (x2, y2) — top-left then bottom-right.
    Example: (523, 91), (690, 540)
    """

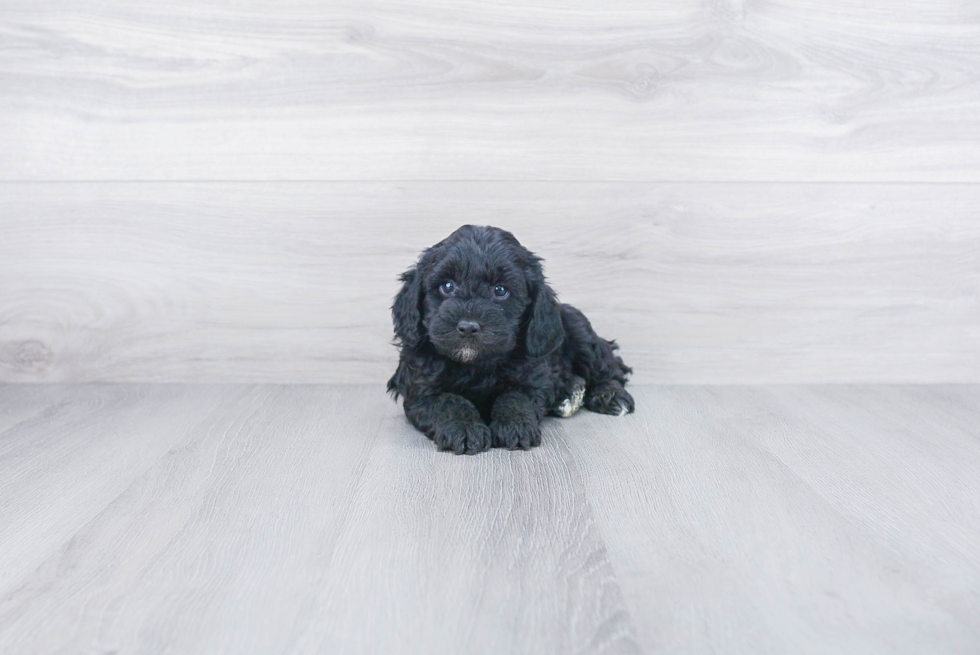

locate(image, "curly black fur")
(388, 225), (633, 454)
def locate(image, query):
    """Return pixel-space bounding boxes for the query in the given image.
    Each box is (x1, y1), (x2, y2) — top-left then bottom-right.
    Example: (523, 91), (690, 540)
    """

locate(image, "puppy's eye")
(440, 280), (456, 296)
(492, 285), (509, 299)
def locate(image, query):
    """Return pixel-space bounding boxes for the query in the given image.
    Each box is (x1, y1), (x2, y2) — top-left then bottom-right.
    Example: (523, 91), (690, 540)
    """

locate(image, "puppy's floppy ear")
(524, 257), (564, 357)
(392, 266), (424, 349)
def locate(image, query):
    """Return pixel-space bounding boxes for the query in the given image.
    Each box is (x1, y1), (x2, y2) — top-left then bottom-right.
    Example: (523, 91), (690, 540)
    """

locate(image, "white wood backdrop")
(1, 0), (978, 383)
(2, 183), (977, 383)
(2, 0), (980, 181)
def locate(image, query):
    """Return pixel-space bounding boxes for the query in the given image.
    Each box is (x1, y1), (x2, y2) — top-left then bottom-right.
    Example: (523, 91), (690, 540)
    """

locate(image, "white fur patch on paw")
(555, 377), (586, 418)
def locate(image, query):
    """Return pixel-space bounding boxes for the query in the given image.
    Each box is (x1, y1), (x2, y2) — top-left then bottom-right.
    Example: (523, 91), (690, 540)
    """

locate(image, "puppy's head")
(392, 225), (563, 363)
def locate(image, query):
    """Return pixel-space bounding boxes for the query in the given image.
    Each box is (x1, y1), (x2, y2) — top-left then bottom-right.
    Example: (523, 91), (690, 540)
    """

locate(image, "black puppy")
(388, 225), (633, 454)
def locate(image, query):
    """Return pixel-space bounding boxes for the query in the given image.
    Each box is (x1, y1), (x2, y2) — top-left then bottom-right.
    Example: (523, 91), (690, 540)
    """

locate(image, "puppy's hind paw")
(434, 421), (493, 455)
(585, 382), (635, 416)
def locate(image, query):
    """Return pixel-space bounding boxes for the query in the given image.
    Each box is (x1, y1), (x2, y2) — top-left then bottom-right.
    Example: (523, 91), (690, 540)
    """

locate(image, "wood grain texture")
(288, 409), (639, 655)
(2, 182), (977, 384)
(0, 384), (638, 655)
(561, 385), (980, 654)
(0, 385), (247, 595)
(1, 0), (978, 181)
(1, 384), (978, 653)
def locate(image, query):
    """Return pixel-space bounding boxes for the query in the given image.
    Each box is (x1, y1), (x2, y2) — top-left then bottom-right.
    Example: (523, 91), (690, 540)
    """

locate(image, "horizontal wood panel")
(1, 182), (977, 383)
(1, 0), (978, 181)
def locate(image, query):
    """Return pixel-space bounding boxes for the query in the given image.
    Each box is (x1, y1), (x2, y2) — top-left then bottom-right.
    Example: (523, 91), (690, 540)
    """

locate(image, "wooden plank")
(2, 384), (977, 652)
(0, 384), (69, 433)
(756, 385), (980, 634)
(289, 406), (639, 655)
(0, 385), (249, 596)
(1, 0), (978, 181)
(0, 385), (385, 653)
(1, 182), (977, 384)
(561, 385), (980, 654)
(0, 385), (639, 655)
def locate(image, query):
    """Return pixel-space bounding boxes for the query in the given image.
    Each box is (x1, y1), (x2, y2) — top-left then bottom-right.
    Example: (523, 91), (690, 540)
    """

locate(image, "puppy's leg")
(561, 304), (635, 416)
(584, 379), (635, 416)
(404, 393), (492, 455)
(490, 390), (543, 450)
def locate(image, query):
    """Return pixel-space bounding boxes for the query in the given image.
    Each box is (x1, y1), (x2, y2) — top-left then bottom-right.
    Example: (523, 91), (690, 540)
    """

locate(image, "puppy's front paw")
(585, 382), (635, 416)
(490, 416), (541, 450)
(434, 421), (492, 455)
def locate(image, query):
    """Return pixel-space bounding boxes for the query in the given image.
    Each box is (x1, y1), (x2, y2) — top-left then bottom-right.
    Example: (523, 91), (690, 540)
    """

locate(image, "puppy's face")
(420, 234), (530, 363)
(392, 225), (564, 363)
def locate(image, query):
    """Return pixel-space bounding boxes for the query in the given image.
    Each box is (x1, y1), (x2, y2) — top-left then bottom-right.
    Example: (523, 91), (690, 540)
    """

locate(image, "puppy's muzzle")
(456, 319), (481, 336)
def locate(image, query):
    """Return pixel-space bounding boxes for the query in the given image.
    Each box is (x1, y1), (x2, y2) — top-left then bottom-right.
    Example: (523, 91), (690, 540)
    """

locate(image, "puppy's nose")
(456, 319), (481, 336)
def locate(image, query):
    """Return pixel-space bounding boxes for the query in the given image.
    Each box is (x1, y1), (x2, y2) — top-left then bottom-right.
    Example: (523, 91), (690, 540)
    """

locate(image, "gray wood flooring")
(1, 384), (978, 654)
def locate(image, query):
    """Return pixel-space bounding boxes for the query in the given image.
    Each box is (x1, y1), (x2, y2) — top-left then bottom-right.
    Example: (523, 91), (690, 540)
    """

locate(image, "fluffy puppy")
(388, 225), (633, 454)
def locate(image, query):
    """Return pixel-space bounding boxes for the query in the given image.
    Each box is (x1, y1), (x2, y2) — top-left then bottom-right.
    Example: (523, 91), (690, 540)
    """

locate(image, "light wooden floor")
(1, 385), (977, 654)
